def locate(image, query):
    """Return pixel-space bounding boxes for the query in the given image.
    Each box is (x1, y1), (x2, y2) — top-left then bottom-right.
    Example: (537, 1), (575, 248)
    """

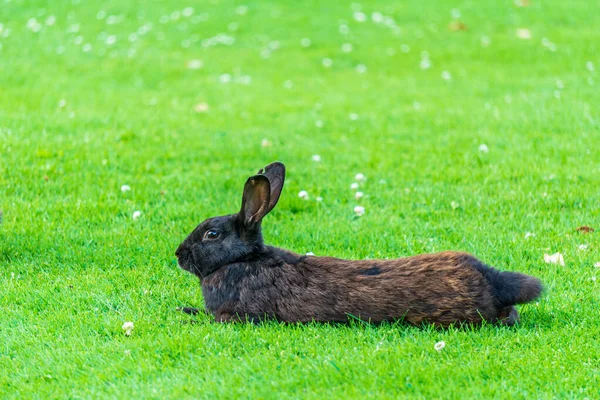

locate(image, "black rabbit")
(176, 162), (542, 326)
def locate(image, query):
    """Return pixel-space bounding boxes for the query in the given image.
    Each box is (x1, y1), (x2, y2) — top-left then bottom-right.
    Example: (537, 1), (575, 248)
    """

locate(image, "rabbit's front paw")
(177, 307), (201, 315)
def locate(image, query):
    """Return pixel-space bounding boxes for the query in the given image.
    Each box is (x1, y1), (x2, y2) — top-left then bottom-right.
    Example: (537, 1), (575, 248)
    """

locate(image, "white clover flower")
(138, 23), (152, 35)
(541, 38), (556, 52)
(300, 38), (311, 47)
(322, 58), (333, 68)
(479, 144), (489, 153)
(441, 71), (452, 81)
(186, 59), (203, 69)
(354, 173), (366, 182)
(354, 206), (365, 216)
(594, 262), (600, 268)
(516, 28), (532, 39)
(194, 102), (209, 113)
(353, 11), (367, 22)
(355, 191), (364, 200)
(298, 190), (309, 200)
(312, 154), (321, 162)
(27, 18), (42, 32)
(58, 99), (67, 108)
(121, 184), (131, 192)
(586, 61), (594, 72)
(122, 321), (134, 336)
(268, 41), (280, 51)
(342, 43), (353, 53)
(371, 12), (384, 23)
(356, 64), (367, 74)
(132, 211), (142, 220)
(261, 138), (272, 147)
(237, 75), (252, 85)
(434, 341), (446, 351)
(106, 15), (121, 25)
(544, 252), (565, 266)
(481, 36), (491, 47)
(578, 244), (588, 251)
(350, 182), (359, 190)
(316, 196), (323, 202)
(524, 232), (535, 239)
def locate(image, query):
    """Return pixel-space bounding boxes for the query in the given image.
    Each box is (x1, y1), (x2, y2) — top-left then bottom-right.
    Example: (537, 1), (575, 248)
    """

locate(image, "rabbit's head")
(176, 162), (285, 279)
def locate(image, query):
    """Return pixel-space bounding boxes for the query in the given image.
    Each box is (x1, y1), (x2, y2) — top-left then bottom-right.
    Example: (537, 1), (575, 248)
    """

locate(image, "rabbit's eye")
(203, 229), (220, 240)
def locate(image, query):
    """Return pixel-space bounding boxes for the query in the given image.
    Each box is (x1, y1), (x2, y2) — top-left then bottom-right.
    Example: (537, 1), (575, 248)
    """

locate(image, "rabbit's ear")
(239, 175), (271, 228)
(257, 161), (285, 212)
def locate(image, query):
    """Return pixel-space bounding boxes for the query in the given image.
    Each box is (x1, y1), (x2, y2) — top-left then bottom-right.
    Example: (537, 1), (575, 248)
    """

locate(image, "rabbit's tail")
(475, 263), (542, 306)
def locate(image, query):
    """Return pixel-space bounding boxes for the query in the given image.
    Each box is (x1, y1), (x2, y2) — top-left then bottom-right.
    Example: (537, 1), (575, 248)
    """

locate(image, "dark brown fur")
(176, 162), (543, 327)
(201, 249), (531, 327)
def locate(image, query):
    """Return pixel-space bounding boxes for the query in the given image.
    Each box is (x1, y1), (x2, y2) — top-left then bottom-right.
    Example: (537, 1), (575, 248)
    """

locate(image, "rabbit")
(175, 162), (542, 327)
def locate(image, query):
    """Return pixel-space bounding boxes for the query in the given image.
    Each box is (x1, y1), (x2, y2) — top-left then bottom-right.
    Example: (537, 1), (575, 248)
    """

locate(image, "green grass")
(1, 0), (599, 397)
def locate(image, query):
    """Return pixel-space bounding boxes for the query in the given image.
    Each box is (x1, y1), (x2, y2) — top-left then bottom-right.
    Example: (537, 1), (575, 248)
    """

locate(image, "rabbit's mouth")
(175, 248), (194, 272)
(177, 255), (192, 271)
(177, 248), (206, 279)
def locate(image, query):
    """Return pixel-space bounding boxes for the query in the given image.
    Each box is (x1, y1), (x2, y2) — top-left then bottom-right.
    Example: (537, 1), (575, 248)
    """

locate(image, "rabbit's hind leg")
(497, 306), (520, 326)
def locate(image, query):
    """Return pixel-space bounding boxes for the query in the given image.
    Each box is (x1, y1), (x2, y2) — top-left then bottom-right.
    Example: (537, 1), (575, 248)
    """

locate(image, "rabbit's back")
(202, 249), (502, 325)
(301, 251), (498, 325)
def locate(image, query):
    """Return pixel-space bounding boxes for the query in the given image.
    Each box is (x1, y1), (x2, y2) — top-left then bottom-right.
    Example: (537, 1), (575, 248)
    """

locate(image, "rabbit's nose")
(175, 244), (185, 257)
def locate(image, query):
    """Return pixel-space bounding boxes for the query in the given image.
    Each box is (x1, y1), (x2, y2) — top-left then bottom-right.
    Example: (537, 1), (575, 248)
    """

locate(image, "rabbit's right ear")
(257, 161), (285, 212)
(238, 175), (271, 229)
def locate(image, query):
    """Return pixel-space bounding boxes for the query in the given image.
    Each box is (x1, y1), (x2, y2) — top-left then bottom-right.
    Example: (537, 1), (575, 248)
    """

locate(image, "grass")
(1, 0), (599, 397)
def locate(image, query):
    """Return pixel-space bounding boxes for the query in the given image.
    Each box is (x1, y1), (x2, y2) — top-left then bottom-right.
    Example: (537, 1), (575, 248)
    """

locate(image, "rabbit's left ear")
(239, 175), (271, 228)
(257, 161), (285, 212)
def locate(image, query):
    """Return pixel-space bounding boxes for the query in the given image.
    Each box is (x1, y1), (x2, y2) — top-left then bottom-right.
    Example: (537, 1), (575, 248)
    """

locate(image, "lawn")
(1, 0), (599, 398)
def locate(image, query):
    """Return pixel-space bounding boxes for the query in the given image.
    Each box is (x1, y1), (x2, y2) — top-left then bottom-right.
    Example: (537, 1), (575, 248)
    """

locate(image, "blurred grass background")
(1, 0), (599, 398)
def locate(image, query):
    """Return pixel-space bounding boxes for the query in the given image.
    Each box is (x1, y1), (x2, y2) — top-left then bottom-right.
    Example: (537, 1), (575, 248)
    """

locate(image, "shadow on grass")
(174, 304), (561, 332)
